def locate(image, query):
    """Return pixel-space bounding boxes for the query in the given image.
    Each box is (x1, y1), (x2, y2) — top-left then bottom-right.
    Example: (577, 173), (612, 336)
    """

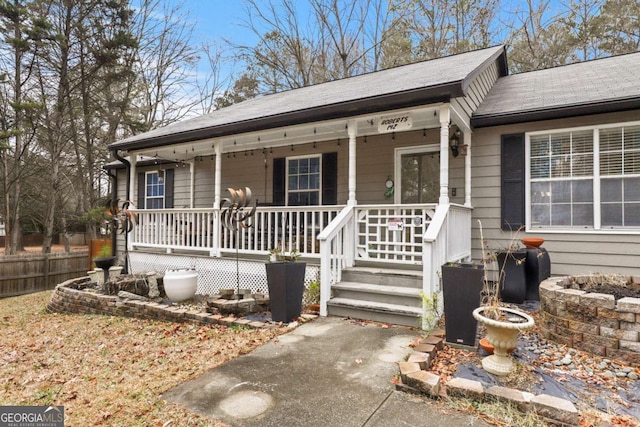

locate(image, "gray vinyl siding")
(451, 62), (499, 122)
(471, 109), (640, 276)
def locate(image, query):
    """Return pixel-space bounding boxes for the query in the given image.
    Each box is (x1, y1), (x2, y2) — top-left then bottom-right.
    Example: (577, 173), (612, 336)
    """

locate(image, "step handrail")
(317, 205), (356, 316)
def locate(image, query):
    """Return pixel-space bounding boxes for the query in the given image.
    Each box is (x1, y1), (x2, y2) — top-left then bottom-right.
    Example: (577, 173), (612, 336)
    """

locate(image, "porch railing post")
(347, 120), (357, 206)
(439, 105), (450, 205)
(464, 130), (472, 207)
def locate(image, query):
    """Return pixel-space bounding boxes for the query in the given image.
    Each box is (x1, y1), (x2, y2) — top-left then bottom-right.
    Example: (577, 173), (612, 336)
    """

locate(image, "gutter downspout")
(113, 150), (131, 274)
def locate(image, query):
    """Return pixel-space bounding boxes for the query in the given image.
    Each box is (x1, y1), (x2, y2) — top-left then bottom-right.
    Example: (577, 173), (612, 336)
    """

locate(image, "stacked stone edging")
(539, 276), (640, 366)
(396, 331), (580, 426)
(47, 277), (284, 329)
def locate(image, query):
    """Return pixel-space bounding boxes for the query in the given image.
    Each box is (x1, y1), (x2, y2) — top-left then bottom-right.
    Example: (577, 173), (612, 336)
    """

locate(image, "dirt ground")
(0, 245), (88, 255)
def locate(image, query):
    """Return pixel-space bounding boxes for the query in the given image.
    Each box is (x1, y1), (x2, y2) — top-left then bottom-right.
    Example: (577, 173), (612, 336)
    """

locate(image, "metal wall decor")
(220, 187), (257, 294)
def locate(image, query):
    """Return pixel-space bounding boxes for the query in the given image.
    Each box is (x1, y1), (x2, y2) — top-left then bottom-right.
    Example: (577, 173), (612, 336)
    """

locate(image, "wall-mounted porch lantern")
(449, 128), (462, 157)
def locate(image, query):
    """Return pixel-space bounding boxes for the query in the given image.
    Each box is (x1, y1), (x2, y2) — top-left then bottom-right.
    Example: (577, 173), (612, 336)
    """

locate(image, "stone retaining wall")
(47, 277), (278, 329)
(539, 276), (640, 366)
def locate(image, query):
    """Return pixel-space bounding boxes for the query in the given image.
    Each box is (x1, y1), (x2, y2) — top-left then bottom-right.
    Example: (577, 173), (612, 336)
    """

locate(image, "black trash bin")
(265, 262), (306, 322)
(442, 263), (484, 347)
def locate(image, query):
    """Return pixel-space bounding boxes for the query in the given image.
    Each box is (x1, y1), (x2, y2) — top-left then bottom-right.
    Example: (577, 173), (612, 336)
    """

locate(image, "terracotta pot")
(521, 237), (544, 249)
(473, 307), (534, 376)
(479, 337), (515, 355)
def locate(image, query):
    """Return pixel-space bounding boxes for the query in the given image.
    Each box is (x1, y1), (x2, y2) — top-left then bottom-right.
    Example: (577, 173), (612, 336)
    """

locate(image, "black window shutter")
(164, 169), (174, 208)
(273, 158), (285, 205)
(501, 133), (525, 231)
(322, 152), (338, 205)
(137, 172), (145, 209)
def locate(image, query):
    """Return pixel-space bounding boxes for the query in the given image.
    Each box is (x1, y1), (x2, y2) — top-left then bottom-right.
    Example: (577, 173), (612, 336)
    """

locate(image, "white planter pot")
(472, 307), (535, 376)
(163, 269), (198, 302)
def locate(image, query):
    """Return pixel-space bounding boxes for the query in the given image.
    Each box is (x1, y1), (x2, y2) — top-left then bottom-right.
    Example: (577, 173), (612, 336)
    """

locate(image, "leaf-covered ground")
(0, 291), (285, 426)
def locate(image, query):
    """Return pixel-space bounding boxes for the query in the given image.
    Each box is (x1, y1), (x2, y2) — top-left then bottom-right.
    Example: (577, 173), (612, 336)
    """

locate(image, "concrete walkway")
(163, 317), (489, 426)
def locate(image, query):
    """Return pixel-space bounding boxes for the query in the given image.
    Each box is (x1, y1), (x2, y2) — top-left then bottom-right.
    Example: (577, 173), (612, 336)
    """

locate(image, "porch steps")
(327, 266), (424, 328)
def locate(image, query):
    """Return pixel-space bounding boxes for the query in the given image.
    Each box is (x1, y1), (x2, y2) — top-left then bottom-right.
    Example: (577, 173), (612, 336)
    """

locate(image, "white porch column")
(189, 161), (195, 208)
(347, 120), (357, 206)
(214, 143), (222, 209)
(212, 143), (222, 257)
(464, 130), (472, 207)
(439, 105), (450, 205)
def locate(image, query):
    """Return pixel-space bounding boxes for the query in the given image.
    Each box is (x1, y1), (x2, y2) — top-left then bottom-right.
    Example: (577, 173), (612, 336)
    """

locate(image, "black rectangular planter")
(265, 262), (307, 323)
(442, 263), (484, 347)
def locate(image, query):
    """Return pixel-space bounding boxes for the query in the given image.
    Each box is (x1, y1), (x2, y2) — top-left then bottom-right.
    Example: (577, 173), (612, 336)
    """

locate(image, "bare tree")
(507, 0), (574, 72)
(197, 41), (232, 114)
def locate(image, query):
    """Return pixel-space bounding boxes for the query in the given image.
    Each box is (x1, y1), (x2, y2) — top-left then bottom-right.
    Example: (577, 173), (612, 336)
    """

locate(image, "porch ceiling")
(129, 105), (444, 161)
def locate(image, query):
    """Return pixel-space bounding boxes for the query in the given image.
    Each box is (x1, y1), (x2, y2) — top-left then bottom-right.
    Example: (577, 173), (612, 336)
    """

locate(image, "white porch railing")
(421, 203), (472, 328)
(355, 204), (437, 264)
(131, 206), (343, 257)
(219, 206), (343, 255)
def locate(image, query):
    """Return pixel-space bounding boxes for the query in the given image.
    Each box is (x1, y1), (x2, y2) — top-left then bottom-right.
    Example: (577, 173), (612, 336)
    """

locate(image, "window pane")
(309, 192), (319, 205)
(551, 204), (571, 226)
(531, 204), (550, 226)
(289, 160), (298, 174)
(310, 157), (320, 172)
(551, 156), (571, 177)
(572, 154), (593, 176)
(550, 133), (570, 155)
(600, 128), (622, 152)
(288, 175), (298, 190)
(602, 203), (623, 226)
(601, 152), (622, 175)
(531, 158), (549, 178)
(624, 151), (640, 174)
(530, 135), (549, 157)
(572, 180), (592, 203)
(299, 175), (309, 190)
(309, 174), (319, 189)
(288, 193), (299, 206)
(531, 182), (550, 203)
(572, 131), (592, 153)
(573, 204), (593, 226)
(625, 203), (640, 226)
(625, 126), (640, 150)
(624, 177), (640, 201)
(601, 178), (622, 202)
(551, 181), (571, 203)
(300, 159), (309, 173)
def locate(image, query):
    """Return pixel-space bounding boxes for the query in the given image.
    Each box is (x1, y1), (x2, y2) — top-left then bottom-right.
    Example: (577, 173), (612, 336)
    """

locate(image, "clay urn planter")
(163, 269), (198, 302)
(472, 307), (534, 376)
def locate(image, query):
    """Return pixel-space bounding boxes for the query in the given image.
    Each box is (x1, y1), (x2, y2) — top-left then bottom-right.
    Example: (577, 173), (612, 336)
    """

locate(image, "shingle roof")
(110, 46), (506, 151)
(472, 51), (640, 127)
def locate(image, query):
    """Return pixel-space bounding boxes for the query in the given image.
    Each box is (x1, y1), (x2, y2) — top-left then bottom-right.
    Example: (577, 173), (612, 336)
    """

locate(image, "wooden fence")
(0, 251), (89, 298)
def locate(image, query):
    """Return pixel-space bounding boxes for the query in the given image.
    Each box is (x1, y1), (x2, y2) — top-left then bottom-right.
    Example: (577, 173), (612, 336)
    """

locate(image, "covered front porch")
(109, 46), (509, 327)
(120, 102), (473, 327)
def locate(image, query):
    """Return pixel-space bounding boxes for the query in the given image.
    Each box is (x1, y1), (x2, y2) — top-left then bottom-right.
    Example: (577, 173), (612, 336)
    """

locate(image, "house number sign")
(378, 113), (413, 133)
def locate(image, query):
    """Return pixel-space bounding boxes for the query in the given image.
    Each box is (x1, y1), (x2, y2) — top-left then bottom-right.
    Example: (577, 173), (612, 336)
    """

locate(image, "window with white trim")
(287, 155), (321, 206)
(145, 171), (165, 209)
(528, 122), (640, 230)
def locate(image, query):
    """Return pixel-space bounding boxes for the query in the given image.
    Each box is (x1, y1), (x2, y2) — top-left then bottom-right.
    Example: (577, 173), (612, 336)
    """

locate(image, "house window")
(287, 155), (321, 206)
(527, 122), (640, 230)
(145, 171), (165, 209)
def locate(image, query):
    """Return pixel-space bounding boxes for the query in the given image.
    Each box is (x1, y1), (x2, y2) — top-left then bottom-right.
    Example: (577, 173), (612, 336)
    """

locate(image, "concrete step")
(332, 282), (422, 307)
(327, 297), (423, 328)
(340, 267), (422, 289)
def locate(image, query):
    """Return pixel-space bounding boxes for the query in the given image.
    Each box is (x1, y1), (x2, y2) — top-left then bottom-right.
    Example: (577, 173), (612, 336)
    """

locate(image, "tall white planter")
(163, 269), (198, 302)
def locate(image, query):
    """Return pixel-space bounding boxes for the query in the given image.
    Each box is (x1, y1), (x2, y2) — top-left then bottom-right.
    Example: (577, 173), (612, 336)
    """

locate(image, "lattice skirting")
(129, 252), (320, 303)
